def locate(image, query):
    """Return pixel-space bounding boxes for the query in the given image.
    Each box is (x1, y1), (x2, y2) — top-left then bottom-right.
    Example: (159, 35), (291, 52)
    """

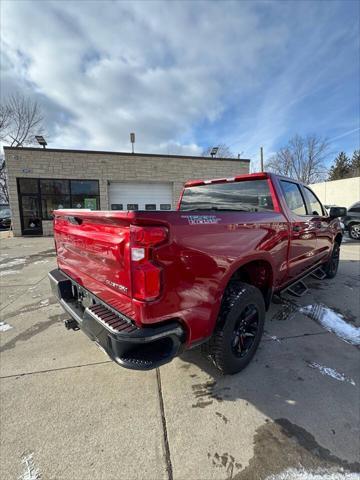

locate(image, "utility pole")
(260, 146), (264, 172)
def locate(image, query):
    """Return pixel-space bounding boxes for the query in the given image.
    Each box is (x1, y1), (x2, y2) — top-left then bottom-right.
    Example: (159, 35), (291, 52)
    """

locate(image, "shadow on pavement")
(178, 259), (360, 478)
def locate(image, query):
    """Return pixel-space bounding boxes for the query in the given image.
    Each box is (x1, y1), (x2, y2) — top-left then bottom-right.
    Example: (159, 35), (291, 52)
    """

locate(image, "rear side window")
(303, 187), (323, 216)
(180, 179), (274, 212)
(281, 181), (307, 215)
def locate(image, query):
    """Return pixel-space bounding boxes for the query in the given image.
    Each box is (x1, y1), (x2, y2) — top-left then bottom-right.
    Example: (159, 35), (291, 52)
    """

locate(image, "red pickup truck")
(49, 173), (345, 374)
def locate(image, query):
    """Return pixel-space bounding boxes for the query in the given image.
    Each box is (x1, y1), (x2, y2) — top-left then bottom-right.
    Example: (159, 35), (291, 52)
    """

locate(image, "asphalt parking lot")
(0, 235), (359, 480)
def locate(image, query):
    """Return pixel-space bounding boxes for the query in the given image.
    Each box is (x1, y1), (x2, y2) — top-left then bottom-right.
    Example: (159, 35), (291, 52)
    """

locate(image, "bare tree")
(266, 134), (330, 184)
(202, 143), (235, 158)
(0, 93), (44, 203)
(0, 105), (13, 140)
(0, 93), (44, 147)
(0, 158), (9, 203)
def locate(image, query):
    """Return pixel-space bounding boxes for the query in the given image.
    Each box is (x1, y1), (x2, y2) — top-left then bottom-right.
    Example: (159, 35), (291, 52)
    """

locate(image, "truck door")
(301, 185), (332, 262)
(279, 180), (317, 280)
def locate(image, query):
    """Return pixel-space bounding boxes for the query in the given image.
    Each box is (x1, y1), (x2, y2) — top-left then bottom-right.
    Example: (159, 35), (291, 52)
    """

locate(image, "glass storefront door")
(19, 195), (43, 235)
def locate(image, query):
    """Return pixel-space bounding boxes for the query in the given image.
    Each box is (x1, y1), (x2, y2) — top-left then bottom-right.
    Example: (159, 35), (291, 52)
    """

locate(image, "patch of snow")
(0, 270), (19, 276)
(308, 362), (356, 386)
(265, 334), (281, 342)
(0, 258), (26, 269)
(39, 299), (50, 307)
(0, 322), (13, 332)
(299, 304), (360, 346)
(33, 259), (49, 264)
(18, 453), (41, 480)
(266, 467), (358, 479)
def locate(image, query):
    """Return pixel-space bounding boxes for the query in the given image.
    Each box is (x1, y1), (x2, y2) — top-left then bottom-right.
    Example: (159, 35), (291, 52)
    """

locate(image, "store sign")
(84, 198), (97, 210)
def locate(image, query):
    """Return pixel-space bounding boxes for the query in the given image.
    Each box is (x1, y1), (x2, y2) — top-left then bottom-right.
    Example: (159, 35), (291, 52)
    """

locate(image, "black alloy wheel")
(231, 304), (259, 358)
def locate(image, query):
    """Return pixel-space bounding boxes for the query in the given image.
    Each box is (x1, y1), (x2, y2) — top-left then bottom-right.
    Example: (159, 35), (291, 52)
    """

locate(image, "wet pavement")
(0, 236), (359, 479)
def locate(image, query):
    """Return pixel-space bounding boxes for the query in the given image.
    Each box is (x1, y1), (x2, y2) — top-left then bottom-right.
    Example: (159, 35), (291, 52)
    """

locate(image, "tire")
(349, 223), (360, 240)
(324, 241), (340, 279)
(204, 282), (265, 375)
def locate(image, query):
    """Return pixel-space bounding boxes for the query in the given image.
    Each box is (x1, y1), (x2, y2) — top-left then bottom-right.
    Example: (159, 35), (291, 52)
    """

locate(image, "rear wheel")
(324, 242), (340, 278)
(204, 282), (265, 374)
(349, 223), (360, 240)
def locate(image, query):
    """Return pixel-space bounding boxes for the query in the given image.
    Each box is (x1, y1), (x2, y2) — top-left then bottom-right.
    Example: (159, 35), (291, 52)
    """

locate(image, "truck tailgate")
(54, 210), (135, 319)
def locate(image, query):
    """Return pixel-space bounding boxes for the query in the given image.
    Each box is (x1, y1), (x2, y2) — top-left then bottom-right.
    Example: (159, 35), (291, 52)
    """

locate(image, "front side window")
(304, 187), (323, 216)
(180, 179), (274, 212)
(281, 181), (307, 215)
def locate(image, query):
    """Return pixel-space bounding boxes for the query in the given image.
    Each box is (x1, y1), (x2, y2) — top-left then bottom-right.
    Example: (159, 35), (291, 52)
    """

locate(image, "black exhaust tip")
(64, 319), (80, 331)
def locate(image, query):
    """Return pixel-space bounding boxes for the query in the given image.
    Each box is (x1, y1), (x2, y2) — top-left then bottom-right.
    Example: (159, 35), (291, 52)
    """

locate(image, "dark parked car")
(0, 207), (11, 230)
(342, 202), (360, 239)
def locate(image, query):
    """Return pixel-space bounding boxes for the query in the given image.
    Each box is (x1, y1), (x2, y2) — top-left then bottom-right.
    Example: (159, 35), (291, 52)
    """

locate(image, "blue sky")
(1, 0), (359, 169)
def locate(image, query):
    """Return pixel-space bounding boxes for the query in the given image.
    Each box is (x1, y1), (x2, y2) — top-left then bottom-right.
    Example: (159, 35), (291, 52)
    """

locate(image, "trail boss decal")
(181, 215), (222, 225)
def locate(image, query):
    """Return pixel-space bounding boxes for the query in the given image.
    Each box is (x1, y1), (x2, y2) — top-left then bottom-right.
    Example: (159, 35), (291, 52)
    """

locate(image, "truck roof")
(183, 172), (309, 188)
(184, 172), (270, 188)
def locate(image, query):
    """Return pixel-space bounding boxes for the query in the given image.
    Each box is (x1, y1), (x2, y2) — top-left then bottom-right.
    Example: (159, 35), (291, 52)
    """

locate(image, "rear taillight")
(130, 226), (168, 301)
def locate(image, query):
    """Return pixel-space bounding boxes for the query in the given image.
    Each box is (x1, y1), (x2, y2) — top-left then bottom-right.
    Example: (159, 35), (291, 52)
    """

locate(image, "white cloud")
(0, 0), (358, 160)
(0, 0), (288, 154)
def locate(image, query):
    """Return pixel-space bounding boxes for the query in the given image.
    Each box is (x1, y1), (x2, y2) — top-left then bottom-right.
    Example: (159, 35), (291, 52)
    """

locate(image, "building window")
(18, 178), (39, 194)
(160, 204), (171, 210)
(145, 204), (156, 210)
(71, 196), (99, 209)
(70, 180), (99, 195)
(127, 204), (138, 210)
(42, 195), (71, 220)
(40, 179), (69, 195)
(70, 180), (99, 210)
(111, 204), (123, 210)
(17, 178), (100, 222)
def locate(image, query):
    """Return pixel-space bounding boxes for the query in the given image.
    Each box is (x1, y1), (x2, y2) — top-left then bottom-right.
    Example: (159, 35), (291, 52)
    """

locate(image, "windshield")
(180, 179), (274, 212)
(0, 208), (11, 217)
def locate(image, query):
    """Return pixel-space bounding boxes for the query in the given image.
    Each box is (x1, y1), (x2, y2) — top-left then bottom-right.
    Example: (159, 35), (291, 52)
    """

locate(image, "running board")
(310, 267), (326, 280)
(286, 280), (308, 297)
(277, 263), (328, 300)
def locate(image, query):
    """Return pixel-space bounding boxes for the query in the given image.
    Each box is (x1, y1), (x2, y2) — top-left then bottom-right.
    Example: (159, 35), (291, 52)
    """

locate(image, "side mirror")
(329, 207), (346, 218)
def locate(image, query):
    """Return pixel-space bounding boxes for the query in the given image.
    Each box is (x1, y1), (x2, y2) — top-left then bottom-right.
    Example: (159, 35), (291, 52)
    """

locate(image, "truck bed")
(54, 208), (289, 343)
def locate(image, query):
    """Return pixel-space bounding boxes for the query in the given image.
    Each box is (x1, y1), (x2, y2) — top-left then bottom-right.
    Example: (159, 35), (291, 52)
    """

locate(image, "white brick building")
(4, 147), (250, 236)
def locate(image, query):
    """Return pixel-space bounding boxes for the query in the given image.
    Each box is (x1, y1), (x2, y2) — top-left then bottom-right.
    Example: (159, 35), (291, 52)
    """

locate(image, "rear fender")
(208, 253), (275, 330)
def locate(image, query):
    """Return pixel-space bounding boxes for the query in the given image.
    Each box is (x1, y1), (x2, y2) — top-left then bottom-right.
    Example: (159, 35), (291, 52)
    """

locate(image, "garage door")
(108, 182), (173, 211)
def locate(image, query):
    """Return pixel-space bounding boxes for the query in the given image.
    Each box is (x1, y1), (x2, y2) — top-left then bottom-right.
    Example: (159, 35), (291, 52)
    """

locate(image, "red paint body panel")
(53, 173), (341, 347)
